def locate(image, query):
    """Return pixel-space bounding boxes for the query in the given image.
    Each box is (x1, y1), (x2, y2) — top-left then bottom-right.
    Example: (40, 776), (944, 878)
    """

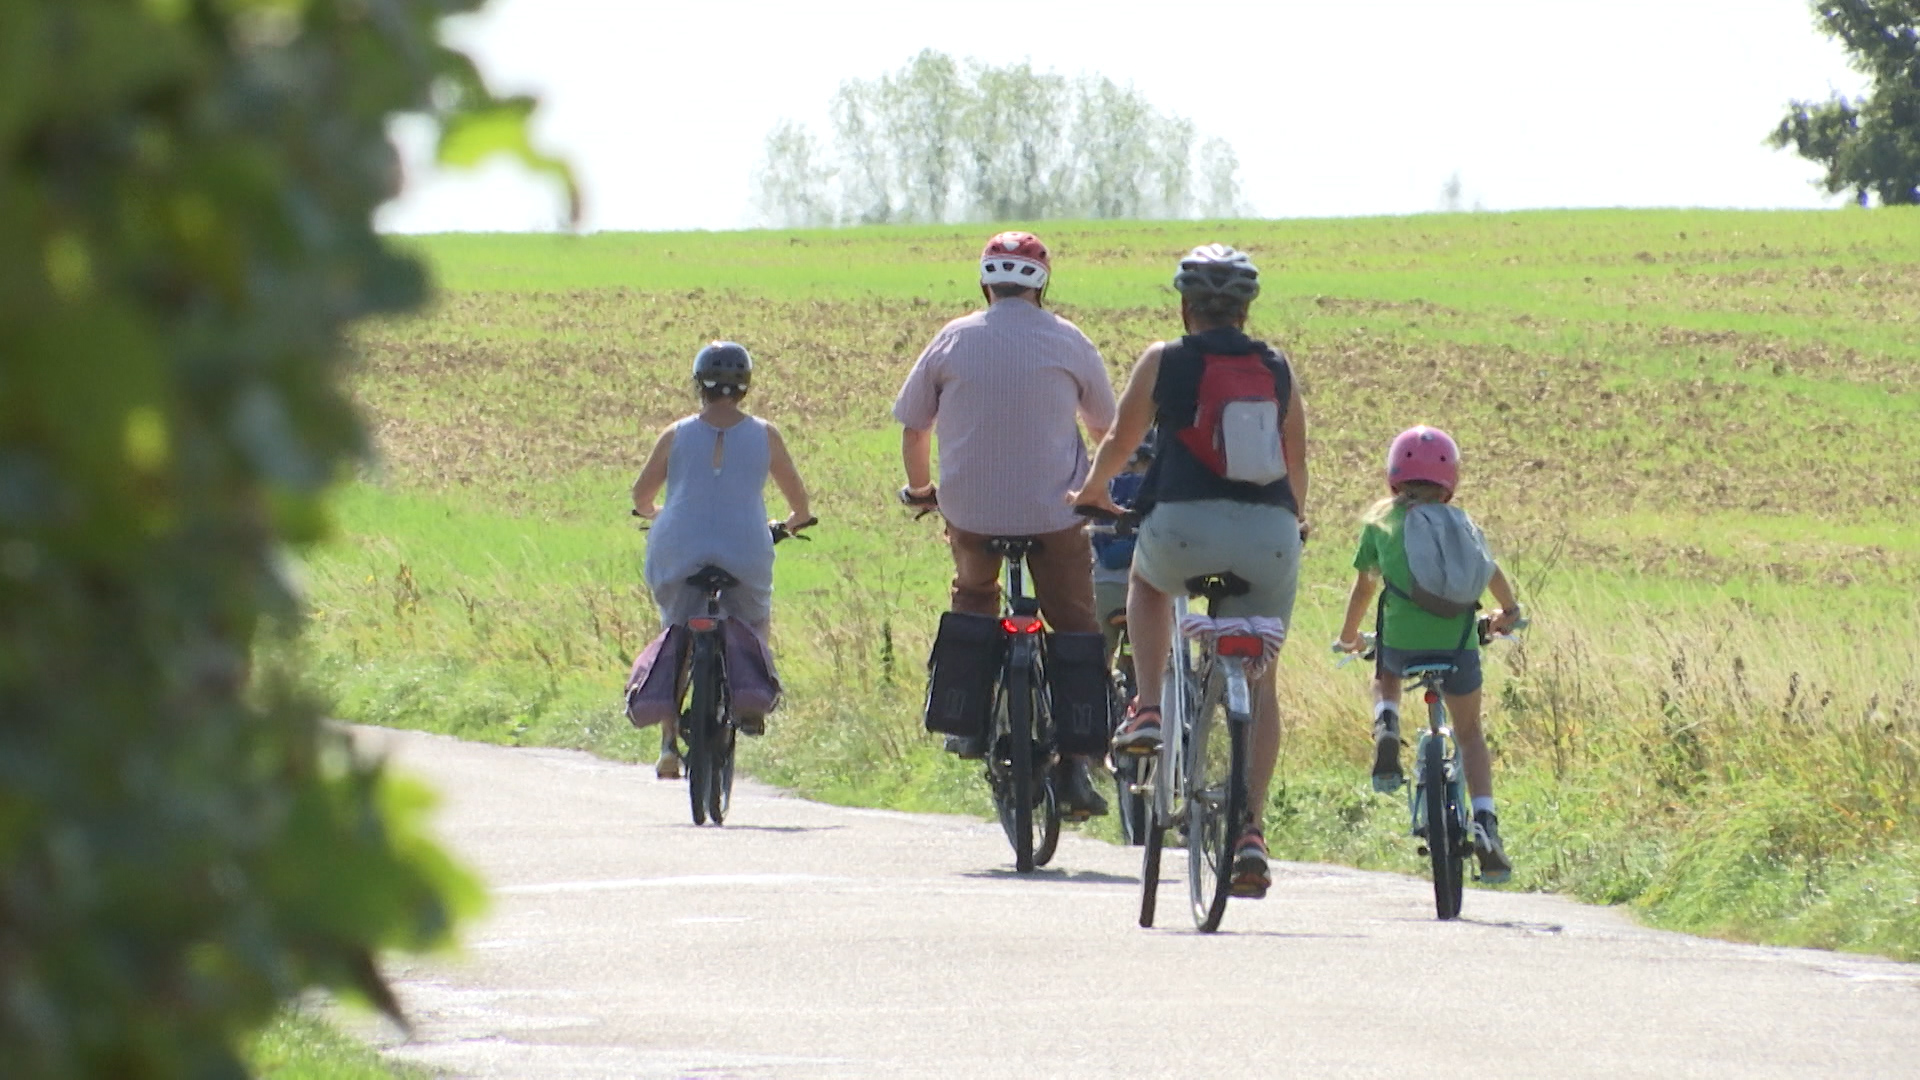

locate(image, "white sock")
(1472, 796), (1496, 815)
(1374, 700), (1398, 719)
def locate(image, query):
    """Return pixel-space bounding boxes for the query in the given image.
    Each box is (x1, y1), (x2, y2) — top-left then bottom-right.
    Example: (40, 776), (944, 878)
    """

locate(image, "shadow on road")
(958, 868), (1138, 886)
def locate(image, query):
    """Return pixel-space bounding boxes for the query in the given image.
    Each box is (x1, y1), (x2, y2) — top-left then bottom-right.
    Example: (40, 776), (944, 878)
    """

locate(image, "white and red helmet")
(979, 231), (1051, 291)
(1386, 425), (1461, 495)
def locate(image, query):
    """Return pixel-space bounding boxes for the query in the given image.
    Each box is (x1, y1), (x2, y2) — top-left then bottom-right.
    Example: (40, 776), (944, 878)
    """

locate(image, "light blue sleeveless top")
(643, 415), (775, 594)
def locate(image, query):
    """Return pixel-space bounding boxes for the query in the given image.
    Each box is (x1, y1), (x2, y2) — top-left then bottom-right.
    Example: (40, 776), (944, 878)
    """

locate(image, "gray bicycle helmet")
(1172, 243), (1260, 301)
(692, 340), (752, 393)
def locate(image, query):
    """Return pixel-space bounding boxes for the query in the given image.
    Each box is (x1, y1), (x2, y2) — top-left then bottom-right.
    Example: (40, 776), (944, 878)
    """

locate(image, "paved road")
(349, 727), (1920, 1079)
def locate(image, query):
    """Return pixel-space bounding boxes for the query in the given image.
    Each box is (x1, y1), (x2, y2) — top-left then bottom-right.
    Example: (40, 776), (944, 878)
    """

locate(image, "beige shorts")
(1132, 500), (1301, 625)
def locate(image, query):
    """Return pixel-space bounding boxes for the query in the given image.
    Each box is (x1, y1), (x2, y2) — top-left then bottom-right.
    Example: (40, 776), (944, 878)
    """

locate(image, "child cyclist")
(631, 341), (814, 780)
(1334, 425), (1523, 882)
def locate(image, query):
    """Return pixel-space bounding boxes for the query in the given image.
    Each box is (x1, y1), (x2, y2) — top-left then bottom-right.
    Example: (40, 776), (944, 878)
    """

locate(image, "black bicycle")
(906, 489), (1061, 872)
(639, 512), (814, 826)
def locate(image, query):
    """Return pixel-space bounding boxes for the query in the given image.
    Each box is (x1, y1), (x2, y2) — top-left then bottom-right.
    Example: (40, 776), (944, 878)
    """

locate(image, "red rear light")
(1215, 634), (1263, 658)
(1423, 689), (1439, 705)
(688, 617), (719, 632)
(1001, 616), (1044, 635)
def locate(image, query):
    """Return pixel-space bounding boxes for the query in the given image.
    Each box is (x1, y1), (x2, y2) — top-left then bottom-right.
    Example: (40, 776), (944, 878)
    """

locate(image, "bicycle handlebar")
(1072, 503), (1141, 536)
(770, 516), (820, 544)
(1330, 614), (1530, 666)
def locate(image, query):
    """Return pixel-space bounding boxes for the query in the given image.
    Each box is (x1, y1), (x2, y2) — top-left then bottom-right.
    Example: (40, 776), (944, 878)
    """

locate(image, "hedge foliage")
(0, 1), (567, 1075)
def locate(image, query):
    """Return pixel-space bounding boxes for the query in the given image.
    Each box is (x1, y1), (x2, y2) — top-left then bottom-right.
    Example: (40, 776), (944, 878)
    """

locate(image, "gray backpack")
(1389, 503), (1496, 619)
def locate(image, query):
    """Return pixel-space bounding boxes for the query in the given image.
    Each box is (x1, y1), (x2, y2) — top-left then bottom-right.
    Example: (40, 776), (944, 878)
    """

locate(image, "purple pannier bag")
(722, 619), (782, 723)
(625, 624), (689, 729)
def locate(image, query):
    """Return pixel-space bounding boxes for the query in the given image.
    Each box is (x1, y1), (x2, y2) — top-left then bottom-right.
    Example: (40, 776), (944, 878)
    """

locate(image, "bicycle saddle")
(685, 565), (740, 593)
(986, 536), (1042, 557)
(1182, 572), (1252, 602)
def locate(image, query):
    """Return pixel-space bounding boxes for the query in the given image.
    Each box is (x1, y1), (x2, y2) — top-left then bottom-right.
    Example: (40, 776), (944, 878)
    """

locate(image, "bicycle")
(1079, 508), (1274, 933)
(1336, 615), (1526, 919)
(638, 512), (815, 827)
(906, 489), (1061, 873)
(1088, 517), (1148, 846)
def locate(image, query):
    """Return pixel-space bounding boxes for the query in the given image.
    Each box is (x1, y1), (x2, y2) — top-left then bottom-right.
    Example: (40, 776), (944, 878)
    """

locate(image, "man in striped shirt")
(893, 231), (1117, 816)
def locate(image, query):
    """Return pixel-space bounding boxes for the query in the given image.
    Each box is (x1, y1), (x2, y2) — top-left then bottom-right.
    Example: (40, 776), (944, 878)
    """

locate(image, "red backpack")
(1175, 352), (1288, 485)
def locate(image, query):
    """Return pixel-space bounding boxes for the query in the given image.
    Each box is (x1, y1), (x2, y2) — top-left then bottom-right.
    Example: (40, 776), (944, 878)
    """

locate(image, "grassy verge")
(249, 1010), (431, 1080)
(313, 209), (1920, 960)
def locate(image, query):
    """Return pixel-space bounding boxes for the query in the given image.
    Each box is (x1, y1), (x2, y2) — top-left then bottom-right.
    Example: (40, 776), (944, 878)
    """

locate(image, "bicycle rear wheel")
(685, 638), (716, 826)
(1139, 808), (1165, 928)
(999, 659), (1036, 872)
(1422, 734), (1463, 919)
(1186, 674), (1244, 932)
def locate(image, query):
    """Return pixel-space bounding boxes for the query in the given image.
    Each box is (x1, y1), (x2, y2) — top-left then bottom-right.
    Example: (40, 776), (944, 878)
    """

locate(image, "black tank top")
(1140, 325), (1297, 516)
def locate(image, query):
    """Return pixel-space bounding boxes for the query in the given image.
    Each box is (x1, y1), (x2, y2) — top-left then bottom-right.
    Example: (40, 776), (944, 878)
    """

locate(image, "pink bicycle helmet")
(1385, 425), (1460, 495)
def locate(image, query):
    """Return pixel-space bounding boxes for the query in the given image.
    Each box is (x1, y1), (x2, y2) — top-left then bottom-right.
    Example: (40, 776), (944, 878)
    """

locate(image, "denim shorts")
(1376, 645), (1483, 696)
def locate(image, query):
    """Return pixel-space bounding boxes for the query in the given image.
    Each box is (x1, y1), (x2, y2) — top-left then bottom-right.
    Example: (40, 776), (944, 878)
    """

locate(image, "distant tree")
(1197, 137), (1249, 218)
(1770, 1), (1920, 205)
(753, 51), (1248, 226)
(1440, 171), (1466, 212)
(753, 120), (837, 227)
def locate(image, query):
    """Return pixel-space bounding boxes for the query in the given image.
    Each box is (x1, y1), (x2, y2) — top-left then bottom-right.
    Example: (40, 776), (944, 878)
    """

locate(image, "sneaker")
(944, 733), (986, 760)
(1371, 709), (1404, 793)
(736, 712), (766, 737)
(1472, 810), (1512, 884)
(1057, 759), (1109, 819)
(1230, 824), (1271, 898)
(655, 750), (683, 781)
(1111, 705), (1162, 757)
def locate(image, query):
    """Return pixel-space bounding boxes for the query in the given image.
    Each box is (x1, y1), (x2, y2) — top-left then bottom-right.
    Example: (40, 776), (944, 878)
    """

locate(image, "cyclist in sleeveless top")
(632, 341), (813, 779)
(1071, 244), (1308, 897)
(894, 231), (1118, 817)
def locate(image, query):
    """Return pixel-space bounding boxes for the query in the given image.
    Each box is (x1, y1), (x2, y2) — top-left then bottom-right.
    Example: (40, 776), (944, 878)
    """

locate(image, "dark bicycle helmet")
(692, 340), (753, 393)
(1172, 243), (1260, 301)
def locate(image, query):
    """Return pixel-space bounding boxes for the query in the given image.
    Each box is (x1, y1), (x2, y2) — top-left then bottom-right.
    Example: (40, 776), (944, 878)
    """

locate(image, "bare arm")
(1487, 565), (1522, 631)
(764, 422), (812, 527)
(1338, 571), (1378, 649)
(1283, 387), (1309, 534)
(900, 426), (935, 494)
(629, 427), (675, 517)
(1071, 342), (1161, 509)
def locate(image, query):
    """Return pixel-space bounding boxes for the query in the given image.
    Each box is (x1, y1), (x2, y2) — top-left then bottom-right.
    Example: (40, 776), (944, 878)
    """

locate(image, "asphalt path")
(349, 727), (1920, 1079)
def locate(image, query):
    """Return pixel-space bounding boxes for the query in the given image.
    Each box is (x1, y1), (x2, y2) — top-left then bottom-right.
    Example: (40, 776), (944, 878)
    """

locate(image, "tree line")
(754, 50), (1249, 227)
(1772, 0), (1919, 205)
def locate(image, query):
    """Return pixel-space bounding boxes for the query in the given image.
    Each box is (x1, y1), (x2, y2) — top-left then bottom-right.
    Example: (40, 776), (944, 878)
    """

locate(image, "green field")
(305, 209), (1920, 958)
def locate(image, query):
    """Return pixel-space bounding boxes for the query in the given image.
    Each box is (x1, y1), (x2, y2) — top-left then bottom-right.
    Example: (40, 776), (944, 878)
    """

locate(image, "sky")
(375, 0), (1869, 234)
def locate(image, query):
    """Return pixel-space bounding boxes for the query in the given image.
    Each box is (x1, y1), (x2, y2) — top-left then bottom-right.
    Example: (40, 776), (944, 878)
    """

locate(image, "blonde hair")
(1363, 480), (1450, 527)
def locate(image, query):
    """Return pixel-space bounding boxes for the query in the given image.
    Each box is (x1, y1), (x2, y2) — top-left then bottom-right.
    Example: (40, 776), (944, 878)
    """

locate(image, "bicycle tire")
(685, 636), (715, 827)
(1034, 771), (1061, 867)
(1005, 656), (1035, 872)
(1139, 811), (1164, 928)
(708, 696), (734, 826)
(1423, 734), (1462, 919)
(1186, 671), (1242, 932)
(1113, 753), (1148, 846)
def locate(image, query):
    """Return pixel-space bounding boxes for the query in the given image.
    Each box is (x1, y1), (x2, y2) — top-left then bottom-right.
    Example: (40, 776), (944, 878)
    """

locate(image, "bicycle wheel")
(1139, 808), (1165, 928)
(1422, 734), (1463, 919)
(1186, 672), (1243, 932)
(707, 688), (735, 826)
(685, 637), (716, 826)
(1001, 658), (1036, 872)
(1112, 752), (1148, 846)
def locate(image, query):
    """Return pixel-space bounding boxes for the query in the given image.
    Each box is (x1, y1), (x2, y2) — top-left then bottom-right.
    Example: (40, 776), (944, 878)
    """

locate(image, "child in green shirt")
(1336, 426), (1522, 882)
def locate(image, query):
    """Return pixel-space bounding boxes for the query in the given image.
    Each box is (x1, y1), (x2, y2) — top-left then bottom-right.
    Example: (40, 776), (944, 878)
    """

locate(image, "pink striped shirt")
(893, 298), (1116, 536)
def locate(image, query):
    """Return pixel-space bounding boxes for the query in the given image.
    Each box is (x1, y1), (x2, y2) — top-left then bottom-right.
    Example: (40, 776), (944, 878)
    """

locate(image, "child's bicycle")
(1079, 509), (1274, 932)
(1336, 615), (1527, 919)
(1087, 515), (1147, 846)
(906, 491), (1061, 873)
(638, 513), (815, 827)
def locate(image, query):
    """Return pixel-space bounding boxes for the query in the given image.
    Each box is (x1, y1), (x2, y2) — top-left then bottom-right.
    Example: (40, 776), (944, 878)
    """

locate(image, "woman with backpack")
(1070, 244), (1307, 899)
(631, 341), (814, 780)
(1333, 425), (1524, 881)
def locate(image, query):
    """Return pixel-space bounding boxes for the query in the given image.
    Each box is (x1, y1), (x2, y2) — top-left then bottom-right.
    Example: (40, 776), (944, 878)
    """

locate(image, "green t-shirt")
(1352, 504), (1479, 653)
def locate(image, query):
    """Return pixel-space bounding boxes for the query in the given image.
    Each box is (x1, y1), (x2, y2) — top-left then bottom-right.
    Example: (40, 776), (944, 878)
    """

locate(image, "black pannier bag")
(924, 612), (1002, 738)
(1045, 631), (1113, 754)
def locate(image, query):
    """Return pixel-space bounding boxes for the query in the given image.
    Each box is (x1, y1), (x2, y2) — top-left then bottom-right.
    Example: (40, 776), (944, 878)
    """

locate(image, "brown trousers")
(945, 521), (1099, 634)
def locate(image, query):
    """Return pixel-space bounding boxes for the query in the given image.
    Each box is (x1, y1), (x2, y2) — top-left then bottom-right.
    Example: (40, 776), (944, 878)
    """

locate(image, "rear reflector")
(1215, 634), (1264, 658)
